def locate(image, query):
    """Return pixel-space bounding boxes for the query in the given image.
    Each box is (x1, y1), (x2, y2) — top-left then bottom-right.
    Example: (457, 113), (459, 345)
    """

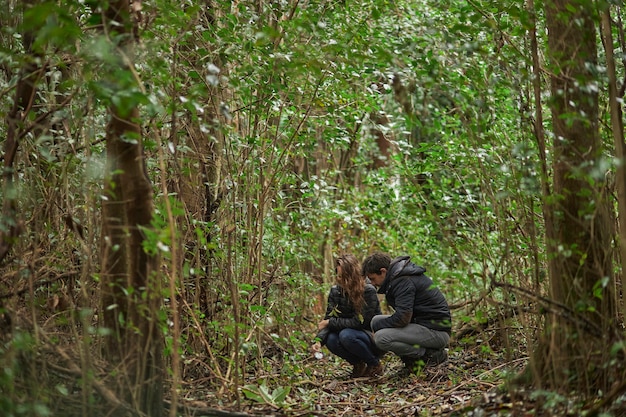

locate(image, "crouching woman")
(311, 254), (384, 378)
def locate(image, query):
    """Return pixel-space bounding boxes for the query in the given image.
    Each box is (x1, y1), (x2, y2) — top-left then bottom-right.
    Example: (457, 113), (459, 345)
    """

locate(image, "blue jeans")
(325, 328), (380, 366)
(371, 314), (450, 358)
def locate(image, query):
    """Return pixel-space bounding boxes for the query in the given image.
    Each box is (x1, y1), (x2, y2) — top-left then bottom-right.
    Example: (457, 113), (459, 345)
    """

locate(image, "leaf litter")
(177, 328), (547, 417)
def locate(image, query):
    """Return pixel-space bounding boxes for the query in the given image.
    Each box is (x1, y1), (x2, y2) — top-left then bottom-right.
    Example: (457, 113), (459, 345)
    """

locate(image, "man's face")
(367, 268), (387, 287)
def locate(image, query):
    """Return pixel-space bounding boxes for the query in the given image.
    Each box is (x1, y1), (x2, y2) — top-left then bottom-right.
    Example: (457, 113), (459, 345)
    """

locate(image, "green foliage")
(1, 0), (624, 413)
(241, 382), (291, 408)
(22, 2), (83, 53)
(529, 389), (572, 412)
(141, 196), (184, 256)
(132, 0), (547, 391)
(0, 331), (52, 417)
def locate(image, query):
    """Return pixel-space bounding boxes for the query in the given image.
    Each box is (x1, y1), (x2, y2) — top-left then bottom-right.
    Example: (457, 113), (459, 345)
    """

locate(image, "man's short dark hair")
(362, 252), (392, 275)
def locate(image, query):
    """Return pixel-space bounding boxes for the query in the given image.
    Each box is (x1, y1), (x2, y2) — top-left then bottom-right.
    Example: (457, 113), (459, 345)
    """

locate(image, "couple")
(311, 252), (451, 378)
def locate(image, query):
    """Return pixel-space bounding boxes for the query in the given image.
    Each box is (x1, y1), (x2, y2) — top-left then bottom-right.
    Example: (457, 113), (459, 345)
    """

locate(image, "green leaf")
(241, 385), (264, 403)
(241, 383), (290, 407)
(272, 386), (290, 403)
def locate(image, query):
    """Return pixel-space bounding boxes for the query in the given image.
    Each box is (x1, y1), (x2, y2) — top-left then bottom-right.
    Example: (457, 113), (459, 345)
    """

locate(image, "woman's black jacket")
(315, 283), (381, 345)
(372, 256), (451, 334)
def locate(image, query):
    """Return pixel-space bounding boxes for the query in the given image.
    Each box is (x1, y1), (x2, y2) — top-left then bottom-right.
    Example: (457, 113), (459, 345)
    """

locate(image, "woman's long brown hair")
(336, 254), (365, 314)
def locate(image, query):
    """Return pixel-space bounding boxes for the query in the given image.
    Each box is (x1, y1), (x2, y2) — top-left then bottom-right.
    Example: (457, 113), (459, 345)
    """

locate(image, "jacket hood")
(378, 256), (426, 294)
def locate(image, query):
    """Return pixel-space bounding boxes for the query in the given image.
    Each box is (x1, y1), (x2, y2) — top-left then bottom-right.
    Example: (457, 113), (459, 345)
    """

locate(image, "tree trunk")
(0, 1), (43, 263)
(99, 1), (163, 415)
(601, 4), (626, 331)
(535, 0), (618, 395)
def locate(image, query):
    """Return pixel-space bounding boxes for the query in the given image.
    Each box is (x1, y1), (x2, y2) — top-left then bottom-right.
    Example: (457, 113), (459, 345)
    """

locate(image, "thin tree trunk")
(526, 0), (558, 387)
(601, 5), (626, 328)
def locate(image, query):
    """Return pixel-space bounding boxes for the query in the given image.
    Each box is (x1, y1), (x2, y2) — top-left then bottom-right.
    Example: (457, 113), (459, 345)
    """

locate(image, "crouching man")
(362, 252), (451, 376)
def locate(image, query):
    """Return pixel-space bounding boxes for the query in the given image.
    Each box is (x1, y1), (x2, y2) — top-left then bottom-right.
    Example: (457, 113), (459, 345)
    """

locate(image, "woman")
(311, 254), (384, 378)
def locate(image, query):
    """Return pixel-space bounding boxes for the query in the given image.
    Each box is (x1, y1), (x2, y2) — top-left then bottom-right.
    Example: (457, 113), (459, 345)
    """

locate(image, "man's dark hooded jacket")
(372, 256), (451, 334)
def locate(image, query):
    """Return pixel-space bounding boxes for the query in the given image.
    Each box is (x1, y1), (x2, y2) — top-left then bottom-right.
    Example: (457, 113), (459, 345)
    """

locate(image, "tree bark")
(536, 0), (618, 395)
(600, 4), (626, 332)
(99, 1), (163, 416)
(0, 2), (43, 264)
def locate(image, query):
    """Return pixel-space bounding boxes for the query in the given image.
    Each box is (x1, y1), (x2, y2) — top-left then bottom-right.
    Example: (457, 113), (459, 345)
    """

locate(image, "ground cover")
(176, 328), (535, 416)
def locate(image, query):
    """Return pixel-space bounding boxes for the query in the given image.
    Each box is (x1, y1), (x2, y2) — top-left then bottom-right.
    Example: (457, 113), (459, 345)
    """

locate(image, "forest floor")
(175, 330), (626, 417)
(11, 307), (626, 416)
(174, 334), (556, 417)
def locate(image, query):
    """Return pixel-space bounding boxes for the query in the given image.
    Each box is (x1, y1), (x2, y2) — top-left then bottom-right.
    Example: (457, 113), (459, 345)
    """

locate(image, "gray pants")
(371, 314), (450, 358)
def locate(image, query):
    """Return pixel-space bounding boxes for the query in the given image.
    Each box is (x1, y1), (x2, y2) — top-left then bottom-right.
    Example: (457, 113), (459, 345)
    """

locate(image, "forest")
(1, 0), (625, 416)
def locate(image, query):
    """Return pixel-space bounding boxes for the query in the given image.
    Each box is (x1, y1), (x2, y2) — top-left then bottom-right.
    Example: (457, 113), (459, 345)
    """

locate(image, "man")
(362, 252), (451, 374)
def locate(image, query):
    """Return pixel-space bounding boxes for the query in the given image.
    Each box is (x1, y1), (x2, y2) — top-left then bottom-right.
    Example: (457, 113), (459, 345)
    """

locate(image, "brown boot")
(351, 362), (367, 378)
(363, 362), (384, 377)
